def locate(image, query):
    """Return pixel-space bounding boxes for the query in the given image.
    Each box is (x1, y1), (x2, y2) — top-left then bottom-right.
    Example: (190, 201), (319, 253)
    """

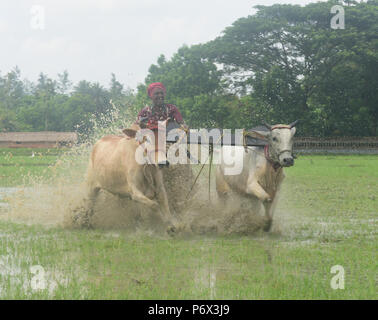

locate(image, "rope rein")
(186, 131), (225, 201)
(182, 127), (293, 199)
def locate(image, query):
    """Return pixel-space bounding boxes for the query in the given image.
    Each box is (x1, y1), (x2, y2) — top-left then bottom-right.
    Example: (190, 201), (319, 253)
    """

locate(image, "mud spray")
(1, 109), (274, 236)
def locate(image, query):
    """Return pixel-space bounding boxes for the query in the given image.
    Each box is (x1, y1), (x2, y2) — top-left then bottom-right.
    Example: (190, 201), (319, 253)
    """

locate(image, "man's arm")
(136, 107), (149, 128)
(169, 105), (184, 124)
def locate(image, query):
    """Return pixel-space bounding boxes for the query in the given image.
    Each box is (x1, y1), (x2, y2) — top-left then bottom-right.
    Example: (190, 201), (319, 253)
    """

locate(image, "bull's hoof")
(81, 217), (94, 229)
(72, 212), (83, 227)
(263, 219), (272, 232)
(72, 210), (93, 229)
(166, 225), (176, 236)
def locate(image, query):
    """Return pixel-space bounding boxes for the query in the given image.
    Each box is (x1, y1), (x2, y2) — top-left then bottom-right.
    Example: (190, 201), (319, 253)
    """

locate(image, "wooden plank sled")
(166, 121), (267, 147)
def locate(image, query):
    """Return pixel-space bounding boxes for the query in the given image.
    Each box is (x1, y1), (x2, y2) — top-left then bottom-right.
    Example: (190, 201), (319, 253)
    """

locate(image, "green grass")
(0, 148), (84, 187)
(0, 148), (66, 187)
(0, 150), (377, 299)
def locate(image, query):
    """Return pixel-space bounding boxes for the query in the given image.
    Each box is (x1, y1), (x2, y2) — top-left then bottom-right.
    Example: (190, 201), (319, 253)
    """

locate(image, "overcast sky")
(0, 0), (326, 90)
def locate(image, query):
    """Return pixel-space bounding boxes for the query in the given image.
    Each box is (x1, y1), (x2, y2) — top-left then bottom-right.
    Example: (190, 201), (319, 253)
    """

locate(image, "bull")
(73, 121), (177, 233)
(216, 120), (298, 232)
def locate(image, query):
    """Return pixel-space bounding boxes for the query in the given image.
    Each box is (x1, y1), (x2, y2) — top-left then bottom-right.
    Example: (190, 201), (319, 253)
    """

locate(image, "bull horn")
(262, 121), (272, 130)
(289, 120), (299, 128)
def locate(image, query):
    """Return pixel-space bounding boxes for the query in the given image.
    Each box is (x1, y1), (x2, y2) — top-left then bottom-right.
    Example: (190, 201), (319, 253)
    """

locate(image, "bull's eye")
(272, 137), (278, 142)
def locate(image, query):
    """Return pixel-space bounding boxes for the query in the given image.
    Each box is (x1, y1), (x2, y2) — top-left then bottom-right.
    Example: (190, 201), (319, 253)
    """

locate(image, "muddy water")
(0, 187), (18, 199)
(0, 171), (268, 235)
(0, 188), (18, 209)
(0, 149), (269, 234)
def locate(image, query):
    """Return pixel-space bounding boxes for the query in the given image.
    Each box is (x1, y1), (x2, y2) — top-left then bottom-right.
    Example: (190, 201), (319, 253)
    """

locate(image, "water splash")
(1, 106), (269, 235)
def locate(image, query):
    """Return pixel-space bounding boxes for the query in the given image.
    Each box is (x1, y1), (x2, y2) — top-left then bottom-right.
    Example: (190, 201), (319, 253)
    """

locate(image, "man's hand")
(138, 116), (149, 128)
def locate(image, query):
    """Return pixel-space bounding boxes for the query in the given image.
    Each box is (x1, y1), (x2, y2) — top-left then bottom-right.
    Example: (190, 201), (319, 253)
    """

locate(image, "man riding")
(135, 82), (192, 214)
(136, 82), (186, 130)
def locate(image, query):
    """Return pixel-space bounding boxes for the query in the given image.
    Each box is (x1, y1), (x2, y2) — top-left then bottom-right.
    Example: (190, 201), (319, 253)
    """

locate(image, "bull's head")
(250, 120), (298, 167)
(123, 122), (169, 168)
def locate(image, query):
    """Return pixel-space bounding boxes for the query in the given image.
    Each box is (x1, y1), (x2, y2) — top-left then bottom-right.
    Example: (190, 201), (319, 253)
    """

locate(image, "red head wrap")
(147, 82), (166, 98)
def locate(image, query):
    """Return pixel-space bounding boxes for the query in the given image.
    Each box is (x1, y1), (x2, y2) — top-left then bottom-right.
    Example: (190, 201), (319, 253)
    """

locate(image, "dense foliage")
(0, 69), (137, 135)
(0, 0), (377, 137)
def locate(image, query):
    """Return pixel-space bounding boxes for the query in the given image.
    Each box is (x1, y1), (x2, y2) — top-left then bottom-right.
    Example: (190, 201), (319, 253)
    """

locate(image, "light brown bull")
(216, 121), (298, 231)
(73, 122), (177, 233)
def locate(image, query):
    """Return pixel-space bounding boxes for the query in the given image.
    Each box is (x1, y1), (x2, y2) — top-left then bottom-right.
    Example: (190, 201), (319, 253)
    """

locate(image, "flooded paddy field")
(0, 147), (377, 299)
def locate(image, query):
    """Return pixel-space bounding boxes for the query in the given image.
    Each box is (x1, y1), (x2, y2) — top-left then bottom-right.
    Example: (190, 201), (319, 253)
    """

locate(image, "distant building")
(0, 132), (78, 148)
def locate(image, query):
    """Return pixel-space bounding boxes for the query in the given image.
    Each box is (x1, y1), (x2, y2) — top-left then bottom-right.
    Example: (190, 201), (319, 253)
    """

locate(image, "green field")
(0, 149), (377, 299)
(0, 148), (69, 187)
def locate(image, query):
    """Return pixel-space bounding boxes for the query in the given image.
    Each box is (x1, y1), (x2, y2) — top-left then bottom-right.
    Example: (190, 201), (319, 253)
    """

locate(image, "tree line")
(1, 0), (377, 137)
(0, 69), (137, 135)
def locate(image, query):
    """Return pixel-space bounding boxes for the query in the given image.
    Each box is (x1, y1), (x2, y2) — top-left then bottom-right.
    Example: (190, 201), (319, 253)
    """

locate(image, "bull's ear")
(250, 130), (270, 140)
(290, 127), (296, 136)
(122, 128), (137, 138)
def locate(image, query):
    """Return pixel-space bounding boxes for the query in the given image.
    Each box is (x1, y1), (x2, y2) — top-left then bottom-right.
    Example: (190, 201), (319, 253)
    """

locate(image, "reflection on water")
(0, 184), (77, 227)
(0, 188), (20, 209)
(0, 187), (19, 197)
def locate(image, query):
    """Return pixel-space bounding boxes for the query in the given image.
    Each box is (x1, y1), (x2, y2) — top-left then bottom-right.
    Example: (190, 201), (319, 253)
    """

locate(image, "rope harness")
(185, 124), (295, 198)
(186, 131), (225, 201)
(158, 123), (295, 201)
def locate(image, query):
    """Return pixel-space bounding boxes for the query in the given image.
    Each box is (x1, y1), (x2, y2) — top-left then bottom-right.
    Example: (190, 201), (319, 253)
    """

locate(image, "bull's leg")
(246, 181), (272, 202)
(153, 169), (172, 219)
(83, 186), (100, 227)
(128, 185), (159, 209)
(262, 194), (279, 232)
(152, 169), (180, 235)
(245, 180), (276, 231)
(262, 201), (273, 232)
(73, 185), (100, 228)
(127, 168), (159, 208)
(216, 167), (231, 203)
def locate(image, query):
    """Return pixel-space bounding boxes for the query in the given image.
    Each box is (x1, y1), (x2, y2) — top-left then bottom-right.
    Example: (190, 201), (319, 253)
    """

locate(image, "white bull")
(216, 121), (298, 231)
